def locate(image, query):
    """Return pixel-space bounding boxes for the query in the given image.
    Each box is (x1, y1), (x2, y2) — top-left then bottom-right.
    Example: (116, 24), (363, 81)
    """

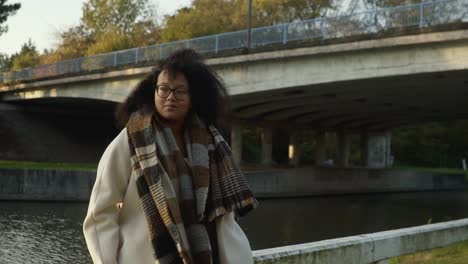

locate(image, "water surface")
(2, 191), (468, 263)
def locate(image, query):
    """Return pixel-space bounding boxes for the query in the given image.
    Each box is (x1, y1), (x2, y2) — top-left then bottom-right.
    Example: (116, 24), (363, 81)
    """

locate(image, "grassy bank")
(0, 160), (96, 171)
(1, 161), (466, 174)
(391, 240), (468, 264)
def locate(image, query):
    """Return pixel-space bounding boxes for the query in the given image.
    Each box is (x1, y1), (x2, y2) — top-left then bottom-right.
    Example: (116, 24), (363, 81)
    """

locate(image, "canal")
(1, 190), (468, 263)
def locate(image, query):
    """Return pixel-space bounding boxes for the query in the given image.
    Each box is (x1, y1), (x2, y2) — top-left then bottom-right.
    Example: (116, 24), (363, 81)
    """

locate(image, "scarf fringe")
(207, 197), (259, 223)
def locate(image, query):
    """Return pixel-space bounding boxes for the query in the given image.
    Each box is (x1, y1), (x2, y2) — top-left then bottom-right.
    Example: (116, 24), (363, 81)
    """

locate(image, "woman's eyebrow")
(155, 83), (187, 89)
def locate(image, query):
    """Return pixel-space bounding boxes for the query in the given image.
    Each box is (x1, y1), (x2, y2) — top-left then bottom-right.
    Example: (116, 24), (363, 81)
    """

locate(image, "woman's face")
(155, 71), (191, 123)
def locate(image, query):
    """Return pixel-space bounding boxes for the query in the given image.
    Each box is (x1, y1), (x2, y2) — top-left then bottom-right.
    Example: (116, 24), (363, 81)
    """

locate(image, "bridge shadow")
(0, 98), (119, 163)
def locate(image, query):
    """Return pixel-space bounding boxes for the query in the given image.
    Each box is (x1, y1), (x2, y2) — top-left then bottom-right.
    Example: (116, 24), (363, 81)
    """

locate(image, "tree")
(0, 52), (11, 71)
(38, 0), (161, 63)
(252, 0), (333, 24)
(160, 0), (334, 42)
(56, 24), (93, 58)
(0, 0), (20, 36)
(392, 120), (468, 168)
(43, 24), (94, 62)
(81, 0), (157, 35)
(79, 0), (160, 55)
(85, 26), (132, 55)
(161, 2), (243, 42)
(10, 39), (39, 70)
(86, 21), (160, 55)
(344, 0), (428, 31)
(364, 0), (424, 8)
(347, 0), (425, 11)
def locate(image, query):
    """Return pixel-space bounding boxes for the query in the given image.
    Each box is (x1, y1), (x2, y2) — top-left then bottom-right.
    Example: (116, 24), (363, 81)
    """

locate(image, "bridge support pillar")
(261, 126), (273, 166)
(288, 131), (302, 167)
(365, 130), (393, 168)
(315, 131), (327, 166)
(272, 128), (290, 166)
(360, 131), (369, 167)
(337, 130), (350, 167)
(231, 122), (243, 165)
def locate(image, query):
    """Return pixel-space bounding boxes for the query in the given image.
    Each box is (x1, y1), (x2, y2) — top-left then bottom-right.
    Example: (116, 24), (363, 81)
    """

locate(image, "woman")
(83, 49), (257, 264)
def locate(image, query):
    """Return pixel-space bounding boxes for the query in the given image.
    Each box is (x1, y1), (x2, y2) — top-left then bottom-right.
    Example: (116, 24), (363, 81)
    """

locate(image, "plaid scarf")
(126, 108), (257, 264)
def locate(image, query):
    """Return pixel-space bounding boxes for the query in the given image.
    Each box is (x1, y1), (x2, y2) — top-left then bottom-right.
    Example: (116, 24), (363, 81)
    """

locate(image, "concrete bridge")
(1, 29), (468, 167)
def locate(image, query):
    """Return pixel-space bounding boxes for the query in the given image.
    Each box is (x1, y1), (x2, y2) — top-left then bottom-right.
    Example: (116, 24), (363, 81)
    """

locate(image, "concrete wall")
(0, 168), (95, 201)
(252, 218), (468, 263)
(0, 167), (464, 201)
(246, 167), (465, 198)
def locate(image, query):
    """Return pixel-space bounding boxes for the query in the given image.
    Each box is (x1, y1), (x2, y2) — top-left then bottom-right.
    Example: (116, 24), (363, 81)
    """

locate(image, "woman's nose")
(167, 90), (177, 101)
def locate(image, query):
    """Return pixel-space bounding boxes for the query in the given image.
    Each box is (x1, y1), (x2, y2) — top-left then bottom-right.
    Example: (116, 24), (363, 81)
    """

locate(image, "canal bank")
(0, 167), (465, 201)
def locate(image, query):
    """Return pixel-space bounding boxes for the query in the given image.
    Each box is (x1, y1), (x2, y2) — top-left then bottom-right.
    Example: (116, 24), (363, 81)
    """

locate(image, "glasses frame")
(155, 85), (190, 100)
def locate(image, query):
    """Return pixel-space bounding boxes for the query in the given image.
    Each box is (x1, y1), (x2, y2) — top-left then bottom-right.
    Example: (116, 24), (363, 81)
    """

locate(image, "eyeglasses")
(155, 85), (190, 100)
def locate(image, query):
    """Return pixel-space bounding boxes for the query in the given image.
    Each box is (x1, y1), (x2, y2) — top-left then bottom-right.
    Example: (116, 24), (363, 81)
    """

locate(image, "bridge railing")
(252, 218), (468, 263)
(2, 0), (467, 85)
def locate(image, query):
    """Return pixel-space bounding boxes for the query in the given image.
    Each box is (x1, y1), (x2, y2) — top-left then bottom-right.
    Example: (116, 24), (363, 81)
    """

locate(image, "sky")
(0, 0), (192, 56)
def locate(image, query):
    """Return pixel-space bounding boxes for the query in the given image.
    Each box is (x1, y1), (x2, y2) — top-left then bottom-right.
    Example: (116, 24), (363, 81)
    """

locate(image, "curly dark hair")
(115, 49), (230, 131)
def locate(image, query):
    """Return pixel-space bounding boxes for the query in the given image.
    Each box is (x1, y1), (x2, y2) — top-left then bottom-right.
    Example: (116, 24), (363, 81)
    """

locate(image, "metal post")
(282, 23), (288, 44)
(135, 48), (139, 65)
(261, 127), (273, 166)
(321, 17), (328, 39)
(367, 11), (374, 34)
(159, 44), (163, 60)
(77, 58), (83, 73)
(419, 2), (424, 28)
(113, 52), (117, 67)
(56, 61), (61, 76)
(247, 0), (252, 49)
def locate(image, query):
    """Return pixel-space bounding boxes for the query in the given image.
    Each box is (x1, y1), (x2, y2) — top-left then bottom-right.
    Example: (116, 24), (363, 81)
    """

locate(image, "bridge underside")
(4, 68), (468, 133)
(2, 69), (468, 165)
(228, 68), (468, 168)
(231, 69), (468, 131)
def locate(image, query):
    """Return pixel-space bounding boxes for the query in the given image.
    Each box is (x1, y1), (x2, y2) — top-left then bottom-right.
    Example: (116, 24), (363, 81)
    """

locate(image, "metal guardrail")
(1, 0), (467, 84)
(252, 218), (468, 263)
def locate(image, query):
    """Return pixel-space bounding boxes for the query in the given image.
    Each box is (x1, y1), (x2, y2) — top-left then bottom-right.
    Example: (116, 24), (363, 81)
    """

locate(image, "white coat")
(83, 128), (253, 264)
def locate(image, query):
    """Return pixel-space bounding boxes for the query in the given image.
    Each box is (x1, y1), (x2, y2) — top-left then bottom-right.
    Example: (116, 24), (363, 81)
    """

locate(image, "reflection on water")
(0, 202), (91, 264)
(242, 191), (468, 249)
(1, 191), (468, 263)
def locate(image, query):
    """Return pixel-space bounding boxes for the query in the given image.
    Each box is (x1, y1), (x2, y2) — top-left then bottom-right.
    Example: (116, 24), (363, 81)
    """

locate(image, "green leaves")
(0, 0), (21, 36)
(39, 0), (159, 63)
(81, 0), (155, 35)
(392, 121), (468, 168)
(160, 0), (334, 42)
(10, 39), (39, 71)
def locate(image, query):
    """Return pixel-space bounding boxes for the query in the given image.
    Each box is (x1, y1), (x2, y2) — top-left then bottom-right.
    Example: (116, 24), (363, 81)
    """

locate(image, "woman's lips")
(164, 105), (177, 111)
